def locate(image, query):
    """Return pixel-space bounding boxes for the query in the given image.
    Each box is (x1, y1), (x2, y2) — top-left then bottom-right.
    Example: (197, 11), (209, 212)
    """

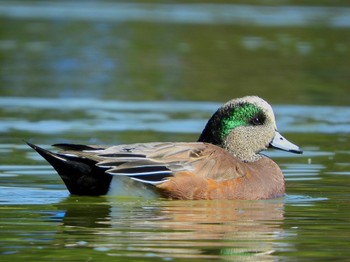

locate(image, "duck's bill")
(269, 131), (303, 154)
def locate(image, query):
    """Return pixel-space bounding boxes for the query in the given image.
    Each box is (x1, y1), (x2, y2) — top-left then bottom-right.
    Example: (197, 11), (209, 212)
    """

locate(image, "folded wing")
(53, 142), (245, 185)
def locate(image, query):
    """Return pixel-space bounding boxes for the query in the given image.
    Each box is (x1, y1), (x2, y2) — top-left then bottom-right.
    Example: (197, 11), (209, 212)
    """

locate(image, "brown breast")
(156, 157), (285, 200)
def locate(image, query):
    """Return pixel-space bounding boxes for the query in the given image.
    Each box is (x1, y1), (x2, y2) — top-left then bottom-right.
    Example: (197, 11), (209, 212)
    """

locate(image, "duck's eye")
(250, 116), (263, 126)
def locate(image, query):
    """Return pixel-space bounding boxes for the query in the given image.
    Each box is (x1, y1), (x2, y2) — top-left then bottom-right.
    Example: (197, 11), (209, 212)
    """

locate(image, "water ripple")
(1, 97), (350, 135)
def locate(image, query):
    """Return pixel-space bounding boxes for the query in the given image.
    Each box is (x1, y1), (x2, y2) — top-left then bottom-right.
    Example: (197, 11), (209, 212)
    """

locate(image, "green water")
(1, 1), (350, 261)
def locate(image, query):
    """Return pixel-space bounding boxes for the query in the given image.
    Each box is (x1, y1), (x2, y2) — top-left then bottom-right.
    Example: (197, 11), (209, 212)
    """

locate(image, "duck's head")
(198, 96), (302, 162)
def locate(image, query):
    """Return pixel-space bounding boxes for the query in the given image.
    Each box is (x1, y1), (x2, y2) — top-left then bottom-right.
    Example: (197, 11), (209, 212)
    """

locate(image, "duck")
(27, 96), (302, 200)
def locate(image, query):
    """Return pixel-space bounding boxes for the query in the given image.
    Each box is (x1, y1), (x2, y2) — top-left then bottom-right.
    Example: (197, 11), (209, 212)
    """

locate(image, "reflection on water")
(0, 191), (338, 260)
(52, 197), (288, 260)
(17, 194), (327, 260)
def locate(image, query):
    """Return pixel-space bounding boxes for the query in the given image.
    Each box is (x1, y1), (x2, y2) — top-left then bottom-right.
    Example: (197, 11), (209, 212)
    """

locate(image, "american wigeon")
(28, 96), (302, 200)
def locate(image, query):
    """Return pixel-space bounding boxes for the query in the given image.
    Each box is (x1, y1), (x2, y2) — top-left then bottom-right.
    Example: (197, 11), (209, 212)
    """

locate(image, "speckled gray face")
(219, 96), (302, 162)
(198, 96), (302, 162)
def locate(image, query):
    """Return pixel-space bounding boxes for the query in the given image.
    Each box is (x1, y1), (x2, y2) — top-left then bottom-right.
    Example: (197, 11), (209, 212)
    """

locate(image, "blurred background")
(1, 0), (349, 105)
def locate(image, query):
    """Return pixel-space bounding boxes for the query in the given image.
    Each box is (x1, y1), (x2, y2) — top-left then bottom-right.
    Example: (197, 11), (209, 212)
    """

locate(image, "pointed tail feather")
(27, 142), (112, 196)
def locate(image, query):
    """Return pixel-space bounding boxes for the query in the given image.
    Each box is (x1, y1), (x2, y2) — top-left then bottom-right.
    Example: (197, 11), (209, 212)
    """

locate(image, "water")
(1, 1), (350, 261)
(1, 97), (349, 261)
(1, 3), (350, 27)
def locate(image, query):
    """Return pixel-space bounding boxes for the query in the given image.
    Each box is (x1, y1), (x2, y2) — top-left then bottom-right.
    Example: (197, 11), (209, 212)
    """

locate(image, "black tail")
(27, 142), (112, 196)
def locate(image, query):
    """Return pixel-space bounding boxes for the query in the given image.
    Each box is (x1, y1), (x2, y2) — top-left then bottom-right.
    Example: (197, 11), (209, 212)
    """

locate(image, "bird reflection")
(54, 196), (286, 260)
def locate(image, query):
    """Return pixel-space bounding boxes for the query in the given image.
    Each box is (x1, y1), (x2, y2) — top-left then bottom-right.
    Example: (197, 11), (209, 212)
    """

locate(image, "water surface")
(1, 1), (350, 261)
(1, 97), (350, 261)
